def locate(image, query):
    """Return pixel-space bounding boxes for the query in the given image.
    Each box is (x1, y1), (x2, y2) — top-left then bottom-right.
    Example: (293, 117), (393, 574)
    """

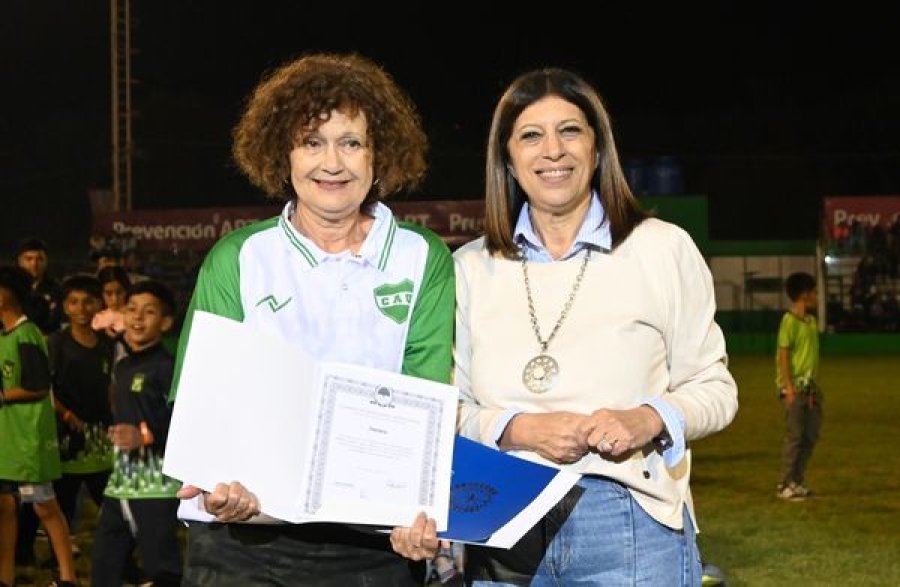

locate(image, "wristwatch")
(653, 431), (673, 451)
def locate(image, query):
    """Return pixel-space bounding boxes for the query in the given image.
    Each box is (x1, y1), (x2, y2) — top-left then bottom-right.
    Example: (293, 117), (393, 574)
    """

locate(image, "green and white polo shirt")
(171, 201), (455, 399)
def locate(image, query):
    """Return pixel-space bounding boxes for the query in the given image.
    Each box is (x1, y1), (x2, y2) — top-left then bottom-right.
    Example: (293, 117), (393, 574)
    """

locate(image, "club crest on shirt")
(373, 279), (414, 324)
(1, 360), (12, 379)
(130, 373), (145, 393)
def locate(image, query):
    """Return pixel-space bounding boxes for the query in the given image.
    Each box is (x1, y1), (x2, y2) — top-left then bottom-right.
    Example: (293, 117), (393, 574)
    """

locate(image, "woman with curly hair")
(170, 52), (454, 586)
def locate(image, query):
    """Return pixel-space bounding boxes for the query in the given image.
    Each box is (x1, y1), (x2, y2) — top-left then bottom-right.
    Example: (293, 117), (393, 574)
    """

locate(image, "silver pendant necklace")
(521, 249), (591, 394)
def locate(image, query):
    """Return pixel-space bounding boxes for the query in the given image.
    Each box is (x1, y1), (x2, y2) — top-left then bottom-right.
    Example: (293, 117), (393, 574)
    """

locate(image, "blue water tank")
(622, 158), (649, 196)
(647, 156), (684, 196)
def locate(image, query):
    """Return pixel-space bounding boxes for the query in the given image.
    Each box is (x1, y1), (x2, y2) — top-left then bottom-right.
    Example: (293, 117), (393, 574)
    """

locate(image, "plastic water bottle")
(623, 158), (649, 196)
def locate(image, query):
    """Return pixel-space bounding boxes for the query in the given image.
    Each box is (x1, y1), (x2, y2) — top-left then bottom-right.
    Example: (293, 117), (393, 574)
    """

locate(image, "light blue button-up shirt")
(490, 192), (686, 466)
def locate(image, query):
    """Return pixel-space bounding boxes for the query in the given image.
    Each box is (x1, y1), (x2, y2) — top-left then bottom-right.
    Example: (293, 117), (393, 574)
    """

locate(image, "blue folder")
(439, 435), (561, 543)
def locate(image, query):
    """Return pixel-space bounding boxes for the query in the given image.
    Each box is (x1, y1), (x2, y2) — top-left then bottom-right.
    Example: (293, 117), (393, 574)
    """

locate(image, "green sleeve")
(400, 225), (455, 384)
(776, 313), (795, 349)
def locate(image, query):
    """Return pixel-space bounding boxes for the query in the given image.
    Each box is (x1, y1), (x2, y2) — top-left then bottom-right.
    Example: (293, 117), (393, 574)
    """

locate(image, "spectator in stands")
(825, 294), (845, 332)
(91, 246), (123, 273)
(849, 220), (866, 253)
(889, 218), (900, 278)
(122, 248), (150, 283)
(831, 219), (850, 254)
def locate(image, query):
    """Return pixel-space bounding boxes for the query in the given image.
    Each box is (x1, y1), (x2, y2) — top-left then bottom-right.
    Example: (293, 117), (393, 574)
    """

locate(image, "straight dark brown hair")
(483, 67), (651, 259)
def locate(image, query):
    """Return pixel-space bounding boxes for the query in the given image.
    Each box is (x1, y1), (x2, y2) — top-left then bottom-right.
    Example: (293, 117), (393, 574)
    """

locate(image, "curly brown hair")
(232, 52), (428, 205)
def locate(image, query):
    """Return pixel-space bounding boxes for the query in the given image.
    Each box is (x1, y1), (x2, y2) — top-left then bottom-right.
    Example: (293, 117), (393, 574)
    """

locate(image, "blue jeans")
(469, 476), (701, 586)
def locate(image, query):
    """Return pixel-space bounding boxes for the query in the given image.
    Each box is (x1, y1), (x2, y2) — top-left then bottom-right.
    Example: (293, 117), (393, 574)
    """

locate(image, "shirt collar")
(278, 201), (398, 272)
(1, 315), (29, 335)
(514, 191), (612, 261)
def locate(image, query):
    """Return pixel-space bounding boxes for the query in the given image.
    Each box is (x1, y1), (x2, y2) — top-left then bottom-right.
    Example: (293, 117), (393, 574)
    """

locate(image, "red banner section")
(391, 200), (484, 247)
(92, 200), (485, 252)
(822, 195), (900, 232)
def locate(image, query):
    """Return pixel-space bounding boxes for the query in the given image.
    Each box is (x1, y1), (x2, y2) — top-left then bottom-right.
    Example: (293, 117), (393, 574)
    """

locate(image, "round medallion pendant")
(522, 354), (559, 394)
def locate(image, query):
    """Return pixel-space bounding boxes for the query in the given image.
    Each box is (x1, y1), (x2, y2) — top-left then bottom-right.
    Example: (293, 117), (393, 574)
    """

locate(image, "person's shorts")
(0, 479), (18, 495)
(18, 482), (56, 504)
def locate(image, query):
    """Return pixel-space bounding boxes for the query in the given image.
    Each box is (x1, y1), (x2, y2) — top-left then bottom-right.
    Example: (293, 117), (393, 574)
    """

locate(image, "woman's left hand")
(580, 406), (664, 457)
(390, 511), (445, 561)
(501, 412), (592, 464)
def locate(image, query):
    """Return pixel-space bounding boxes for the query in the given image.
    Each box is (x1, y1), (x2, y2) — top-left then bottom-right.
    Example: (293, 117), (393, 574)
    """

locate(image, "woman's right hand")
(501, 411), (591, 464)
(389, 511), (445, 561)
(178, 481), (260, 522)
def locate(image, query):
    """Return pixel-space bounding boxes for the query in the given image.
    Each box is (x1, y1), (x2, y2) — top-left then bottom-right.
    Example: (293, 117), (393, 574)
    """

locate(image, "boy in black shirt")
(49, 275), (115, 528)
(91, 280), (182, 587)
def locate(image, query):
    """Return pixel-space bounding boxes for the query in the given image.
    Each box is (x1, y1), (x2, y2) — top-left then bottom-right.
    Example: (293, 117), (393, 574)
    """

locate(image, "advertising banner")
(822, 196), (900, 232)
(91, 200), (485, 252)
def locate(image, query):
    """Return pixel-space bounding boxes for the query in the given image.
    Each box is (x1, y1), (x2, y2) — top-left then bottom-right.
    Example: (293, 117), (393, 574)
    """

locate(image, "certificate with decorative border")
(302, 370), (449, 524)
(164, 311), (457, 528)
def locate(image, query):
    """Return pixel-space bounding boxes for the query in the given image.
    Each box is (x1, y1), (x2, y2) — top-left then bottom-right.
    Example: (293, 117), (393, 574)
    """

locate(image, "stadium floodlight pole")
(110, 0), (133, 212)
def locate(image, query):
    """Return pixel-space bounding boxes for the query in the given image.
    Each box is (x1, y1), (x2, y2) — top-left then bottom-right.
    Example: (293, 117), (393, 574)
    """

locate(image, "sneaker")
(701, 561), (727, 586)
(791, 483), (812, 497)
(777, 482), (808, 501)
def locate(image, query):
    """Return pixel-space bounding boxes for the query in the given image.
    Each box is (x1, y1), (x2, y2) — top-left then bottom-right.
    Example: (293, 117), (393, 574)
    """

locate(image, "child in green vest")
(0, 265), (77, 586)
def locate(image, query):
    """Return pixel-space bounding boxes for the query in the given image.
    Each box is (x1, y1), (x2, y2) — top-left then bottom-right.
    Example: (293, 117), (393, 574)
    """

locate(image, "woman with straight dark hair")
(453, 67), (739, 585)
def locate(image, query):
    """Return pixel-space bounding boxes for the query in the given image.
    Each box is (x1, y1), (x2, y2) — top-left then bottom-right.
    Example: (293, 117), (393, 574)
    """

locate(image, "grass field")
(18, 355), (900, 586)
(693, 354), (900, 586)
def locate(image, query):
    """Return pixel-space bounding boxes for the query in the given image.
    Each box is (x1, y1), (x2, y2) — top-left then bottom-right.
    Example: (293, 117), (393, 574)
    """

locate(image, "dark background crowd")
(825, 216), (900, 332)
(3, 4), (900, 258)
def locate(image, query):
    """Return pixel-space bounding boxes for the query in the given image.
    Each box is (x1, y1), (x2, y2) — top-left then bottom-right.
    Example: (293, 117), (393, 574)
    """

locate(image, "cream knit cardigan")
(453, 218), (738, 529)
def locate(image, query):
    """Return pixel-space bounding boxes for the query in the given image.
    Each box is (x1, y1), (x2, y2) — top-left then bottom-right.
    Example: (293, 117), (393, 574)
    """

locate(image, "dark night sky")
(2, 2), (899, 254)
